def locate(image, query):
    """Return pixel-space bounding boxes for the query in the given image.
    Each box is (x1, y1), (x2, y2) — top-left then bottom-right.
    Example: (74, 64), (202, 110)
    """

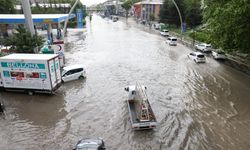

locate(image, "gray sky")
(80, 0), (107, 6)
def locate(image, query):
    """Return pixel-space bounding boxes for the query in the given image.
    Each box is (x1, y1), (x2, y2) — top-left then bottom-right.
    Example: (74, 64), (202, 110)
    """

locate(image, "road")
(0, 15), (250, 150)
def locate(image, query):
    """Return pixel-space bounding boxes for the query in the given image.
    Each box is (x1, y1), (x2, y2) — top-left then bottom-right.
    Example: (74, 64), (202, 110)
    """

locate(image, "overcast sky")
(80, 0), (107, 6)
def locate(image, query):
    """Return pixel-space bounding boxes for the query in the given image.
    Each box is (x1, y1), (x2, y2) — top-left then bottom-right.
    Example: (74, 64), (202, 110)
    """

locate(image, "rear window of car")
(171, 39), (177, 41)
(197, 55), (204, 58)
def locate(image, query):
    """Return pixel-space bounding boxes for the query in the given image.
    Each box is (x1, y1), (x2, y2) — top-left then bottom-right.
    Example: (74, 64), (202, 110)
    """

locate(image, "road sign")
(182, 23), (187, 33)
(77, 9), (84, 28)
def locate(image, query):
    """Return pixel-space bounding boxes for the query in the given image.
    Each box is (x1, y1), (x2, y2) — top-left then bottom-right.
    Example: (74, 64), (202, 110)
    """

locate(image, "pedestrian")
(0, 102), (4, 113)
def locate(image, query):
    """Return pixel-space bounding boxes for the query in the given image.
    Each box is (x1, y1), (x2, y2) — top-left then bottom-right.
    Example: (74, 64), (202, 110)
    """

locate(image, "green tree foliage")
(122, 0), (133, 18)
(160, 0), (202, 28)
(184, 0), (202, 28)
(149, 13), (155, 22)
(159, 0), (185, 27)
(121, 0), (133, 18)
(4, 26), (44, 53)
(203, 0), (250, 53)
(0, 0), (16, 14)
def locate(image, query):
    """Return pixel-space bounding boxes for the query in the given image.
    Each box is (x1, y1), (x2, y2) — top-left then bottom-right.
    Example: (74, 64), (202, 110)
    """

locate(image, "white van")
(166, 37), (177, 46)
(62, 65), (86, 82)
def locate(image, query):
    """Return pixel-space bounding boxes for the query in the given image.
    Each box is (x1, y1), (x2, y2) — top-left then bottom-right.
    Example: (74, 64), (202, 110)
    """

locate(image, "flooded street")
(1, 15), (250, 150)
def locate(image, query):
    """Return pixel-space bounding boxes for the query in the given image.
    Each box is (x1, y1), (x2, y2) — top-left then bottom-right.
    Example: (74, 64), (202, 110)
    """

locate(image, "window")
(73, 68), (83, 73)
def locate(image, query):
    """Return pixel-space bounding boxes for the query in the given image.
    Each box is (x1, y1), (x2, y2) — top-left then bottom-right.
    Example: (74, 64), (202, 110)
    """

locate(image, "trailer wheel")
(27, 91), (34, 96)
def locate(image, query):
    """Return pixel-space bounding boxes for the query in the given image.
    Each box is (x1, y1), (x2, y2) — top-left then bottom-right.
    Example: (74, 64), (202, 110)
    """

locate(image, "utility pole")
(63, 0), (80, 37)
(21, 0), (35, 36)
(116, 0), (119, 15)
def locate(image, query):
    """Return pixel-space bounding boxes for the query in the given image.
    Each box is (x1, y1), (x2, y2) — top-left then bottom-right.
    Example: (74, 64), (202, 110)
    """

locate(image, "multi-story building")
(133, 0), (163, 21)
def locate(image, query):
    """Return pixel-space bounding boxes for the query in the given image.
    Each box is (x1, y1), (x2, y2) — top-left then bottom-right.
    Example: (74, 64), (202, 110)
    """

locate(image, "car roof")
(200, 43), (211, 46)
(63, 64), (84, 71)
(168, 36), (177, 39)
(193, 52), (204, 55)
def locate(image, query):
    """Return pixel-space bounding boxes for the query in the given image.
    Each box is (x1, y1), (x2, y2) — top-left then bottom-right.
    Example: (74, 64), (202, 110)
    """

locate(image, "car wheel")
(27, 90), (34, 96)
(79, 76), (84, 79)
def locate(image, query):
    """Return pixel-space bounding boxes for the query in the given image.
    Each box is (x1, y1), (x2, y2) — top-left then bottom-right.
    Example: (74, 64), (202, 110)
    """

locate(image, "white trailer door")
(0, 72), (3, 87)
(49, 60), (56, 88)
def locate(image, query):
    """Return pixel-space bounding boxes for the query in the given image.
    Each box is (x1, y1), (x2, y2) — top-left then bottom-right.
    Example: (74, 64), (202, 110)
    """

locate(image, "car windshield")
(171, 39), (177, 41)
(197, 55), (204, 58)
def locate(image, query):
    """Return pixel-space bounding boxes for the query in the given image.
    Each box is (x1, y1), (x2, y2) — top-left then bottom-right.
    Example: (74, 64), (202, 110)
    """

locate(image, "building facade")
(133, 0), (163, 21)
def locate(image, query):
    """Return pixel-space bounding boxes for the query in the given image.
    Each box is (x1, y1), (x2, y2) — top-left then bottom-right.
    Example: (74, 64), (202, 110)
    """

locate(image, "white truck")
(124, 83), (157, 130)
(0, 54), (62, 95)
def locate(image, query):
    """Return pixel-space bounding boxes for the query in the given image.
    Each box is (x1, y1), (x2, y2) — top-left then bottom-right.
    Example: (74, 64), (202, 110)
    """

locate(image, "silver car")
(212, 50), (226, 60)
(73, 138), (105, 150)
(195, 43), (212, 53)
(188, 52), (206, 63)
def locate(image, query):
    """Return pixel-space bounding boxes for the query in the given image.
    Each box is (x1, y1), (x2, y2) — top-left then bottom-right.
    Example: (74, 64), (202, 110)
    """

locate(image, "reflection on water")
(0, 15), (250, 150)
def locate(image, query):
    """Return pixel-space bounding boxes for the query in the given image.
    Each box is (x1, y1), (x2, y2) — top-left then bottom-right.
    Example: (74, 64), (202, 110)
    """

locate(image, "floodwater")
(0, 15), (250, 150)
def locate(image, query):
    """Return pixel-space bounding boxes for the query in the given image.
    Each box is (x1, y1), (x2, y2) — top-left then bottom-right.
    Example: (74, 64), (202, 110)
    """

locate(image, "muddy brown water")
(0, 15), (250, 150)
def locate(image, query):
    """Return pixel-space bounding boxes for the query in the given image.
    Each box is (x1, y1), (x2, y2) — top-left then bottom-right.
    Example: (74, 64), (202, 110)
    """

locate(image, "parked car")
(160, 29), (169, 36)
(195, 43), (212, 53)
(61, 64), (86, 82)
(73, 138), (105, 150)
(153, 23), (160, 30)
(166, 37), (177, 46)
(188, 52), (206, 63)
(112, 16), (119, 22)
(140, 20), (146, 25)
(212, 50), (226, 60)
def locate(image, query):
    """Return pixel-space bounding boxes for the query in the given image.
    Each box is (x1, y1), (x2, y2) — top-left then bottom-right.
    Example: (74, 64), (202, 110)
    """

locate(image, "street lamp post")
(63, 0), (80, 38)
(171, 0), (183, 39)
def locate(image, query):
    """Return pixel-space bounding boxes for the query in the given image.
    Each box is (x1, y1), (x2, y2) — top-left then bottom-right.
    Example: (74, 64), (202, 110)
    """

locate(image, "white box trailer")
(0, 54), (62, 95)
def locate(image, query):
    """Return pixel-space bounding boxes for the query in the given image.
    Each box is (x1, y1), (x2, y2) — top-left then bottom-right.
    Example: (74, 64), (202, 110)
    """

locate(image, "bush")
(189, 30), (210, 43)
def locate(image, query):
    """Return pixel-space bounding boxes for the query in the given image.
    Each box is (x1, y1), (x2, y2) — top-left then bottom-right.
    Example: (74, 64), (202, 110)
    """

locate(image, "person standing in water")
(89, 14), (92, 22)
(0, 102), (4, 113)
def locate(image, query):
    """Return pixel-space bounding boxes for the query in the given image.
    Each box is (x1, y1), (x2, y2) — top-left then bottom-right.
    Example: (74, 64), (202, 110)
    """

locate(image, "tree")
(4, 26), (44, 53)
(184, 0), (202, 28)
(159, 0), (185, 27)
(0, 0), (16, 14)
(203, 0), (250, 53)
(122, 0), (133, 18)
